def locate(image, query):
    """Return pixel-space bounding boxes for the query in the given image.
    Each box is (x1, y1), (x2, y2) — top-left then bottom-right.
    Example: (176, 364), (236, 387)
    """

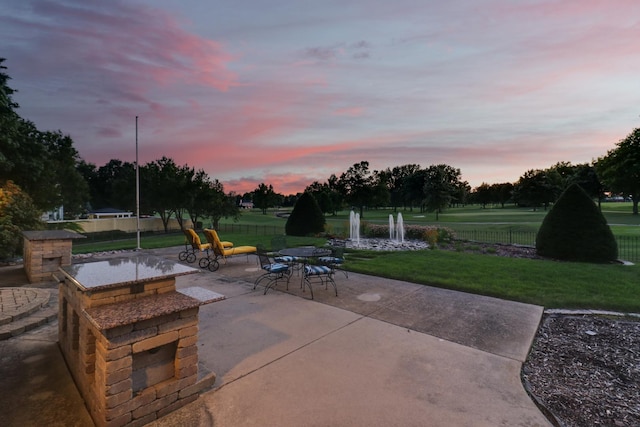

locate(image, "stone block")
(155, 375), (197, 399)
(105, 367), (132, 386)
(157, 393), (199, 419)
(179, 307), (199, 319)
(106, 378), (132, 396)
(105, 389), (133, 409)
(132, 392), (177, 419)
(132, 330), (179, 353)
(178, 335), (198, 348)
(133, 313), (178, 331)
(158, 315), (197, 334)
(179, 325), (198, 339)
(176, 344), (197, 359)
(103, 344), (132, 362)
(176, 364), (198, 380)
(175, 354), (198, 370)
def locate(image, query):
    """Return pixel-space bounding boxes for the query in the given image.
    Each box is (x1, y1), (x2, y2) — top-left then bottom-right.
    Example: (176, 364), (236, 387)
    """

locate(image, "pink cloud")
(27, 1), (238, 91)
(333, 107), (364, 117)
(5, 0), (639, 198)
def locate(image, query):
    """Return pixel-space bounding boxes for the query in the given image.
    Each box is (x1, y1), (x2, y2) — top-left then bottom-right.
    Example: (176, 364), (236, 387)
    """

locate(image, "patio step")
(0, 289), (58, 340)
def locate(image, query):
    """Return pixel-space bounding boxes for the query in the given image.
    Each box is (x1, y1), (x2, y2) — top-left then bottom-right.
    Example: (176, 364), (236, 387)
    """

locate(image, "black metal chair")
(272, 235), (305, 274)
(253, 245), (291, 295)
(303, 262), (337, 300)
(318, 246), (348, 278)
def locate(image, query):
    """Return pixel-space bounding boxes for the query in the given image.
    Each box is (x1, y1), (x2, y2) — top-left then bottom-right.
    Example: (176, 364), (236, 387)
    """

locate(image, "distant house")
(42, 206), (65, 221)
(239, 200), (254, 209)
(89, 208), (133, 219)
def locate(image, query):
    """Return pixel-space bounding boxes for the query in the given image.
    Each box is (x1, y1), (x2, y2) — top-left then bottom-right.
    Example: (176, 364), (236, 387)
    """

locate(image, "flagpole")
(136, 116), (141, 250)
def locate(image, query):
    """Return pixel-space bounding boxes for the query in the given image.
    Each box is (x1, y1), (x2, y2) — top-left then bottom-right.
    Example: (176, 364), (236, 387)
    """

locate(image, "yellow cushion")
(186, 229), (211, 250)
(204, 229), (256, 258)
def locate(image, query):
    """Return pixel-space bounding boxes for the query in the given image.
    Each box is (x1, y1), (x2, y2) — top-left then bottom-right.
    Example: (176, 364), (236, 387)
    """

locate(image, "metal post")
(136, 116), (141, 250)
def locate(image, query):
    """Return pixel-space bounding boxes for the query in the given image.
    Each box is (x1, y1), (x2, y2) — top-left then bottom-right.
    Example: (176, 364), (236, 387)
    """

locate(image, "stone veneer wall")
(59, 276), (202, 427)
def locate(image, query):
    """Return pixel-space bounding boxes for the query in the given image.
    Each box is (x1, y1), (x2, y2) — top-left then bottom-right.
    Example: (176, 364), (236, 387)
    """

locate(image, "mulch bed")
(522, 315), (640, 427)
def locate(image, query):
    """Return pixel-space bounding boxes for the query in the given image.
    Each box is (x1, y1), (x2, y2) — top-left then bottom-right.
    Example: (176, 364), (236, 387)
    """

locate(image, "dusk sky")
(2, 0), (639, 194)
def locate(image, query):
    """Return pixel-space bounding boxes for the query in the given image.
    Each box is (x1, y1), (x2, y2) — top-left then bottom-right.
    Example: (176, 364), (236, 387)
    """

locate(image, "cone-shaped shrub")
(285, 192), (325, 236)
(536, 183), (618, 262)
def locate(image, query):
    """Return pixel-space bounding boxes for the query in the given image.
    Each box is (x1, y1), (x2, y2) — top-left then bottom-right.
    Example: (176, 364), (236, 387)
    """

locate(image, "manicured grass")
(72, 231), (325, 254)
(346, 249), (640, 313)
(71, 204), (640, 312)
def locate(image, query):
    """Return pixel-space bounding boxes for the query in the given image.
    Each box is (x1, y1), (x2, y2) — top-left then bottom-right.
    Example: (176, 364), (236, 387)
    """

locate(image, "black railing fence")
(217, 223), (285, 236)
(454, 231), (639, 263)
(216, 223), (640, 264)
(453, 230), (537, 246)
(616, 236), (640, 264)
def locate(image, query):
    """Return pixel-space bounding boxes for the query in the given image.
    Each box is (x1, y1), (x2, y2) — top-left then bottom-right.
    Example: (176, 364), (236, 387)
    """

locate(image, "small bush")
(423, 229), (438, 247)
(536, 184), (618, 263)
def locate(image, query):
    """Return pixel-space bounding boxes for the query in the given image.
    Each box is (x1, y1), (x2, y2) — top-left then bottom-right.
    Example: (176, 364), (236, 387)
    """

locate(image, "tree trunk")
(158, 210), (171, 233)
(633, 197), (639, 215)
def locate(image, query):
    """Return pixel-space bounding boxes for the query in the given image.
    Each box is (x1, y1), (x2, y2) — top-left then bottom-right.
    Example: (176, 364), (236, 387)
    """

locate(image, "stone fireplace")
(22, 230), (85, 283)
(57, 255), (222, 427)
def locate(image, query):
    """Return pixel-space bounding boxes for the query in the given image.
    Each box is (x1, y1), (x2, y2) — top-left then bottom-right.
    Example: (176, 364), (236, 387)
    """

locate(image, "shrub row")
(362, 222), (455, 244)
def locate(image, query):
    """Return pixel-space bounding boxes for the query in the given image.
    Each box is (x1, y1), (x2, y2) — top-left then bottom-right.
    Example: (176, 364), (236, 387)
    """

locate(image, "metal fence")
(215, 223), (640, 264)
(454, 230), (639, 264)
(453, 230), (537, 246)
(616, 235), (640, 264)
(216, 223), (286, 236)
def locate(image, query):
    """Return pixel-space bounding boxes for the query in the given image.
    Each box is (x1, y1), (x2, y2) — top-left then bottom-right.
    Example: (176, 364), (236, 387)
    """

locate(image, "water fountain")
(389, 214), (395, 240)
(388, 213), (404, 242)
(339, 210), (426, 251)
(349, 210), (361, 246)
(396, 212), (405, 243)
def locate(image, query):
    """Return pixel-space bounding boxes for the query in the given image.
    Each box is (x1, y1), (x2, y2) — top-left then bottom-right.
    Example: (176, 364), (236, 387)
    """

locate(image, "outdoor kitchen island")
(57, 255), (223, 427)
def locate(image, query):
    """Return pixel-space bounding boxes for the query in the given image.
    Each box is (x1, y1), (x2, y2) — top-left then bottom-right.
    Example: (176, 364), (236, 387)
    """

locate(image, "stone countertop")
(83, 292), (202, 330)
(22, 230), (86, 240)
(59, 255), (199, 291)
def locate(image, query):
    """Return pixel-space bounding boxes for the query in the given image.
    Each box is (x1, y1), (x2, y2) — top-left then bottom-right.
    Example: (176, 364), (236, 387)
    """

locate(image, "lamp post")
(136, 116), (141, 250)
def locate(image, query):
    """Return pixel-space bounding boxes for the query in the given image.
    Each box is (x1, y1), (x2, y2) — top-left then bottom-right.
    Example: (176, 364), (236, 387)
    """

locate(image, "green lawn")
(70, 204), (640, 313)
(346, 249), (639, 312)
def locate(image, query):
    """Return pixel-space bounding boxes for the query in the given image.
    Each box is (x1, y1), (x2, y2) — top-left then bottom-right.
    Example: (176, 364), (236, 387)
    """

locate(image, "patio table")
(278, 247), (334, 298)
(278, 246), (331, 259)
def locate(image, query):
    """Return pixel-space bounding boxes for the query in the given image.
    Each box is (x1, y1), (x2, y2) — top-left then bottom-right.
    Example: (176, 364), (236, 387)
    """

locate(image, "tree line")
(2, 57), (640, 255)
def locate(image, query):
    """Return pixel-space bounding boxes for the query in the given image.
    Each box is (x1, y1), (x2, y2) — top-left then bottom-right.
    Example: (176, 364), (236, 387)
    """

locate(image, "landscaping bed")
(522, 315), (640, 427)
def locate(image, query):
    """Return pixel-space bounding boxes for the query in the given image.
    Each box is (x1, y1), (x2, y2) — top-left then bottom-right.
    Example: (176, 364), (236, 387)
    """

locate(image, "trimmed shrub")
(285, 192), (326, 236)
(536, 184), (618, 262)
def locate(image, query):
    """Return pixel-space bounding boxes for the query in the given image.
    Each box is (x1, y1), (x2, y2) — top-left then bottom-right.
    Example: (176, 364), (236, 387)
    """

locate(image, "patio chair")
(271, 235), (305, 273)
(203, 229), (257, 271)
(303, 262), (337, 300)
(318, 246), (348, 278)
(253, 244), (291, 294)
(178, 229), (212, 267)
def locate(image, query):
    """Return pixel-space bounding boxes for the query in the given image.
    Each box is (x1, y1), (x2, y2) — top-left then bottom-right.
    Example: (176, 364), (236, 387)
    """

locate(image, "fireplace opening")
(132, 341), (178, 393)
